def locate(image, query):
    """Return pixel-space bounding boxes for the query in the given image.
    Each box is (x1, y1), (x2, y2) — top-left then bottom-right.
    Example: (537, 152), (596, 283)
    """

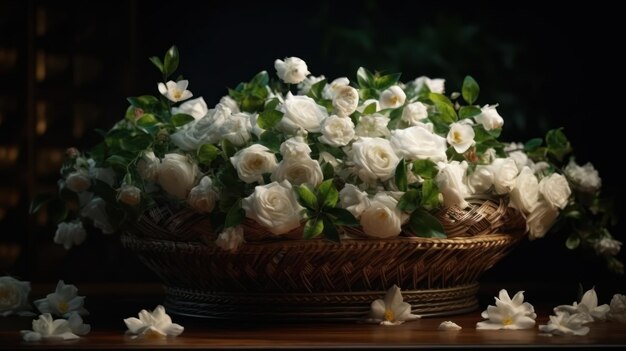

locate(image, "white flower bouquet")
(32, 46), (622, 274)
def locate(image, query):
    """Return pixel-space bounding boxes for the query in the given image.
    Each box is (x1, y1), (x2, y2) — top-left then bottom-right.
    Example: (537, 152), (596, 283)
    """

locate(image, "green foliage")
(197, 144), (219, 165)
(461, 75), (480, 105)
(407, 209), (446, 238)
(428, 93), (457, 124)
(171, 113), (195, 127)
(163, 46), (180, 78)
(545, 128), (571, 161)
(395, 159), (408, 192)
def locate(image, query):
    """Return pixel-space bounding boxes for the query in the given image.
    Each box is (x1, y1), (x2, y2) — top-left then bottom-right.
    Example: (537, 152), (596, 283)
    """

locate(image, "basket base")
(163, 283), (479, 321)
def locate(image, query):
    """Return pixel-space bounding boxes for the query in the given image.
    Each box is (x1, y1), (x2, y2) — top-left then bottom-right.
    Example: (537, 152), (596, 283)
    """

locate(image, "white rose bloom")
(54, 221), (87, 250)
(136, 151), (160, 182)
(170, 104), (231, 151)
(319, 115), (355, 147)
(0, 276), (33, 317)
(219, 112), (252, 147)
(157, 153), (198, 199)
(401, 101), (428, 126)
(171, 97), (208, 120)
(65, 170), (91, 193)
(505, 142), (529, 171)
(509, 167), (539, 214)
(436, 161), (470, 208)
(594, 238), (622, 256)
(352, 137), (400, 183)
(360, 193), (403, 238)
(318, 151), (341, 168)
(608, 294), (626, 323)
(467, 165), (494, 194)
(230, 144), (278, 184)
(526, 200), (559, 239)
(271, 157), (323, 187)
(21, 313), (84, 341)
(219, 95), (240, 114)
(157, 80), (192, 102)
(215, 226), (245, 252)
(356, 99), (381, 114)
(339, 184), (371, 218)
(491, 158), (519, 194)
(274, 58), (309, 84)
(389, 125), (447, 162)
(322, 77), (350, 99)
(187, 176), (218, 213)
(124, 305), (183, 339)
(117, 184), (141, 206)
(539, 173), (571, 209)
(355, 114), (390, 138)
(297, 75), (325, 95)
(80, 197), (114, 234)
(413, 76), (445, 94)
(279, 92), (328, 134)
(474, 105), (504, 131)
(242, 181), (305, 235)
(379, 85), (406, 109)
(564, 159), (602, 194)
(446, 122), (475, 153)
(280, 136), (311, 160)
(333, 85), (359, 117)
(532, 161), (550, 174)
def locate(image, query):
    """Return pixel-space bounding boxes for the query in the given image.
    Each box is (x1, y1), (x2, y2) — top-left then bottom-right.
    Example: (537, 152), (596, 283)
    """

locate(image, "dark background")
(1, 0), (624, 301)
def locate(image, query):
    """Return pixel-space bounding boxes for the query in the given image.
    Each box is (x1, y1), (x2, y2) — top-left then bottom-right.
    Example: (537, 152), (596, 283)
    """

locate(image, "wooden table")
(1, 283), (625, 349)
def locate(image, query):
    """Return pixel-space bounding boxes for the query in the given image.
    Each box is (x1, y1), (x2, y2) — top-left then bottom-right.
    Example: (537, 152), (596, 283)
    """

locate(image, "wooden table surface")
(1, 283), (625, 350)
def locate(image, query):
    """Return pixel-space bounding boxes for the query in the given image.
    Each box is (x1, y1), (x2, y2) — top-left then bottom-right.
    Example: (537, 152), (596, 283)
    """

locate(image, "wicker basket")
(121, 196), (526, 321)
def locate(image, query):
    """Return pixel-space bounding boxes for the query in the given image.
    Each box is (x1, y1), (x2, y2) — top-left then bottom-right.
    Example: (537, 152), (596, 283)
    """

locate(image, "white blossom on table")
(124, 305), (184, 339)
(0, 276), (34, 317)
(476, 289), (536, 330)
(365, 285), (420, 326)
(438, 321), (462, 330)
(555, 287), (610, 322)
(21, 313), (90, 341)
(539, 311), (590, 336)
(608, 294), (626, 323)
(34, 280), (88, 317)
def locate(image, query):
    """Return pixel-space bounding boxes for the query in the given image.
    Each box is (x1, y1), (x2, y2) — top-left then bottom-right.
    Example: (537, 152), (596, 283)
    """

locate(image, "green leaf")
(387, 105), (404, 130)
(197, 144), (219, 165)
(257, 109), (283, 130)
(136, 114), (159, 128)
(220, 139), (237, 158)
(566, 235), (581, 250)
(163, 45), (179, 78)
(461, 75), (480, 105)
(362, 102), (377, 115)
(29, 193), (54, 214)
(303, 217), (324, 239)
(250, 70), (269, 87)
(120, 134), (152, 152)
(374, 73), (402, 90)
(420, 179), (440, 210)
(265, 97), (280, 111)
(326, 207), (359, 226)
(296, 185), (318, 210)
(358, 87), (378, 100)
(397, 189), (419, 212)
(127, 95), (160, 110)
(458, 105), (481, 119)
(307, 79), (327, 100)
(546, 128), (571, 161)
(105, 155), (130, 169)
(322, 216), (340, 243)
(240, 95), (265, 113)
(408, 209), (446, 238)
(395, 159), (408, 192)
(224, 201), (245, 228)
(321, 162), (334, 180)
(356, 67), (375, 88)
(258, 130), (281, 152)
(317, 179), (339, 209)
(149, 56), (164, 73)
(428, 93), (457, 124)
(412, 159), (438, 179)
(171, 113), (195, 127)
(524, 138), (543, 152)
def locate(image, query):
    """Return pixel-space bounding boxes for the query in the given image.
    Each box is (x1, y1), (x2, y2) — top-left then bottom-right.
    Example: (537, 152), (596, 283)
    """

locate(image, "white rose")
(436, 161), (469, 208)
(215, 226), (245, 252)
(274, 57), (309, 84)
(157, 153), (198, 199)
(492, 158), (519, 194)
(608, 294), (626, 323)
(355, 114), (390, 138)
(379, 85), (406, 109)
(467, 165), (494, 194)
(413, 76), (445, 94)
(447, 122), (475, 153)
(527, 200), (559, 239)
(80, 197), (114, 234)
(0, 276), (32, 317)
(475, 105), (504, 131)
(352, 137), (400, 183)
(322, 77), (350, 99)
(187, 176), (219, 213)
(271, 157), (323, 187)
(389, 125), (447, 162)
(54, 221), (87, 250)
(219, 95), (240, 114)
(279, 92), (328, 133)
(219, 112), (251, 147)
(319, 115), (355, 147)
(242, 181), (305, 235)
(230, 144), (278, 184)
(65, 170), (91, 193)
(401, 101), (428, 126)
(360, 193), (403, 238)
(509, 167), (539, 214)
(594, 238), (622, 256)
(318, 151), (341, 168)
(356, 99), (381, 114)
(170, 104), (230, 151)
(280, 136), (311, 160)
(339, 184), (371, 218)
(136, 151), (160, 182)
(297, 75), (325, 95)
(332, 85), (359, 117)
(564, 159), (602, 194)
(539, 173), (571, 209)
(171, 97), (208, 120)
(532, 161), (550, 174)
(117, 184), (141, 206)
